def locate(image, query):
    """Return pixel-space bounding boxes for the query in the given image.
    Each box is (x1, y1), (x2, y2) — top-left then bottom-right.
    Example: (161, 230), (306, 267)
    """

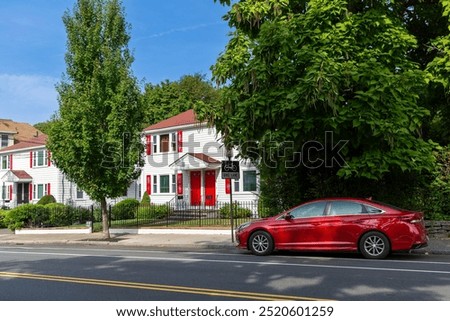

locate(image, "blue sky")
(0, 0), (231, 124)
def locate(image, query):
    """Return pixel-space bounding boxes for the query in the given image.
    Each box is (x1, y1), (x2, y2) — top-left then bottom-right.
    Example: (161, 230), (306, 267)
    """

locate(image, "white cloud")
(0, 73), (59, 124)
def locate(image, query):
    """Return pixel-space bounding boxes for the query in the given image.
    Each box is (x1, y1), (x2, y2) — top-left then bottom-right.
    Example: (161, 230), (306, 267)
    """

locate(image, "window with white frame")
(32, 150), (47, 167)
(33, 183), (50, 199)
(153, 175), (158, 194)
(1, 134), (8, 148)
(152, 135), (158, 154)
(160, 175), (170, 193)
(243, 170), (257, 192)
(171, 174), (176, 193)
(234, 179), (240, 192)
(0, 155), (10, 170)
(171, 133), (177, 152)
(76, 188), (84, 199)
(1, 184), (11, 200)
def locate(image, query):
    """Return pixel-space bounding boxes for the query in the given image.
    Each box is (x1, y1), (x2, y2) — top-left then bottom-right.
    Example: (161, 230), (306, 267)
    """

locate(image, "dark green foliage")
(0, 209), (8, 228)
(112, 198), (139, 220)
(219, 203), (252, 219)
(5, 204), (49, 230)
(142, 74), (220, 127)
(140, 191), (150, 205)
(46, 203), (75, 227)
(137, 204), (170, 220)
(37, 194), (57, 205)
(47, 0), (143, 237)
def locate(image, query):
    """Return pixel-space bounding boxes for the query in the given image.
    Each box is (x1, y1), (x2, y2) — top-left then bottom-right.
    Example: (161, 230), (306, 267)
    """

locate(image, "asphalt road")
(0, 245), (449, 301)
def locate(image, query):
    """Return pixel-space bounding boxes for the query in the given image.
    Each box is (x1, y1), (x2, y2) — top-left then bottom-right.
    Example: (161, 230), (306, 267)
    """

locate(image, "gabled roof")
(169, 152), (221, 170)
(144, 109), (198, 131)
(0, 119), (43, 144)
(0, 134), (47, 153)
(1, 170), (33, 183)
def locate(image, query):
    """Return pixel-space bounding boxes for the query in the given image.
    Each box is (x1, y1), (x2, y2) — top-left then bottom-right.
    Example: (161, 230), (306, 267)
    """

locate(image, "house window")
(243, 170), (257, 192)
(153, 175), (158, 194)
(1, 134), (8, 148)
(171, 174), (176, 193)
(33, 150), (47, 167)
(33, 183), (50, 199)
(234, 179), (240, 192)
(160, 175), (170, 193)
(152, 135), (158, 154)
(1, 155), (9, 170)
(160, 134), (169, 153)
(76, 188), (84, 199)
(171, 132), (177, 151)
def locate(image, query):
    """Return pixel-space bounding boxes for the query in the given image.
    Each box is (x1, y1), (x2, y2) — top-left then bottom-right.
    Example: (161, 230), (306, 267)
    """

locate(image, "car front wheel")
(359, 231), (390, 259)
(249, 231), (274, 256)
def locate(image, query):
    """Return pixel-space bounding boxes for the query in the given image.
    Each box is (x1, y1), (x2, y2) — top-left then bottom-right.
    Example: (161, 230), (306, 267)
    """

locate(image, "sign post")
(221, 157), (240, 243)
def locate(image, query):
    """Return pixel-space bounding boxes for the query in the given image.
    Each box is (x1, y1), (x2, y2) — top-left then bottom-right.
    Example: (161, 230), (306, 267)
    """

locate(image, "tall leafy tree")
(142, 74), (220, 126)
(47, 0), (143, 238)
(207, 0), (437, 209)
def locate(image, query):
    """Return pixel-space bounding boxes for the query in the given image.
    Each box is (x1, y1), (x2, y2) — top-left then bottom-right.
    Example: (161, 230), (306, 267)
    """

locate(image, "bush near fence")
(3, 203), (93, 231)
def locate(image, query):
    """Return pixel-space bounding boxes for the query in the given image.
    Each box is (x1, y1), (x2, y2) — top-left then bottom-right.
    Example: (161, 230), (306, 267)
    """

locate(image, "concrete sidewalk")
(0, 229), (449, 255)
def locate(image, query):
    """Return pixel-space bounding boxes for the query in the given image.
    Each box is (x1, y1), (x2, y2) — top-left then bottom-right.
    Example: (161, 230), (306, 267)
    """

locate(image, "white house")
(140, 109), (260, 207)
(0, 133), (95, 208)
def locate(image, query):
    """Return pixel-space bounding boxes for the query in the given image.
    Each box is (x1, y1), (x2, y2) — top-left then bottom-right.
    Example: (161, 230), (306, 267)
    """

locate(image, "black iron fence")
(1, 201), (272, 230)
(106, 200), (271, 229)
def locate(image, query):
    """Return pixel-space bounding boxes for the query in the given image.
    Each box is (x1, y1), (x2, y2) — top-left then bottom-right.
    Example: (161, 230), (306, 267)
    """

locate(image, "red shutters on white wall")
(8, 154), (13, 170)
(146, 175), (152, 195)
(146, 135), (152, 155)
(225, 179), (231, 194)
(177, 173), (183, 195)
(177, 131), (183, 153)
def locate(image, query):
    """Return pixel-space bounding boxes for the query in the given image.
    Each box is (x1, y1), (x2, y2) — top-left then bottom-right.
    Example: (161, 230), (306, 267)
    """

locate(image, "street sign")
(221, 160), (240, 179)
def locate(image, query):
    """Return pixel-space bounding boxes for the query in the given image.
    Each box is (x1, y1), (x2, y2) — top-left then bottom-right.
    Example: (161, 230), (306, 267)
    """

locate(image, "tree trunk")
(101, 197), (110, 239)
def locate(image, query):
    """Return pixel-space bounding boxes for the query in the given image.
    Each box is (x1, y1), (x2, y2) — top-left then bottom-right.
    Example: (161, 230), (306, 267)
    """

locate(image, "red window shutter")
(47, 151), (51, 166)
(29, 184), (33, 200)
(177, 131), (183, 152)
(47, 183), (51, 196)
(146, 175), (152, 195)
(177, 173), (183, 195)
(9, 154), (13, 170)
(9, 185), (12, 201)
(225, 178), (231, 194)
(30, 152), (33, 168)
(146, 135), (152, 155)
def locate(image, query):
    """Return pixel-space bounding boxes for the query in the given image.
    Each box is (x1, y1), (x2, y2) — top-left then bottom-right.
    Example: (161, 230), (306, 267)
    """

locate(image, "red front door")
(204, 170), (216, 206)
(190, 171), (201, 206)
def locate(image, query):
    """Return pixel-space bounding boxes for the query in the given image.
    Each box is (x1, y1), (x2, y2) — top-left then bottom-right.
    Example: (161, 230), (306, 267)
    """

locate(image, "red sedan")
(235, 197), (428, 259)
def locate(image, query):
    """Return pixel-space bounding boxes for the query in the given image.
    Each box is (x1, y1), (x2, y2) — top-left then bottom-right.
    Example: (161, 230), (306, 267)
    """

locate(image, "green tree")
(47, 0), (143, 238)
(207, 0), (437, 208)
(142, 73), (220, 126)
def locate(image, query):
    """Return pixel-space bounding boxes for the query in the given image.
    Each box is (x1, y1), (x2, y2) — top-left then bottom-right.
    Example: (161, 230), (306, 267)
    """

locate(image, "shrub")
(5, 204), (49, 230)
(112, 198), (139, 220)
(138, 204), (170, 220)
(141, 191), (151, 205)
(37, 194), (56, 205)
(46, 203), (74, 227)
(0, 209), (8, 228)
(219, 203), (252, 219)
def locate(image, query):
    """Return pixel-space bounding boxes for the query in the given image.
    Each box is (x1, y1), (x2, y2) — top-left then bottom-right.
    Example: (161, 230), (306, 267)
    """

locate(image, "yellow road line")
(0, 271), (331, 301)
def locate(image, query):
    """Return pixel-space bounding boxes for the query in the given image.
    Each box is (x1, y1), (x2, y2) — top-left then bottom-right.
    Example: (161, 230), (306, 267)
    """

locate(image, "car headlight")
(237, 222), (251, 232)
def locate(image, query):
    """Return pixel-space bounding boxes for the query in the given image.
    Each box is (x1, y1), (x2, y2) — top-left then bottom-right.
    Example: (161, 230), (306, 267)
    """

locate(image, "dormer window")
(1, 134), (8, 148)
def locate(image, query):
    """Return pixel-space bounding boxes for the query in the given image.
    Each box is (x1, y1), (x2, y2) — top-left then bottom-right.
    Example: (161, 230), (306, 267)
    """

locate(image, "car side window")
(329, 201), (365, 215)
(289, 202), (326, 219)
(365, 205), (383, 214)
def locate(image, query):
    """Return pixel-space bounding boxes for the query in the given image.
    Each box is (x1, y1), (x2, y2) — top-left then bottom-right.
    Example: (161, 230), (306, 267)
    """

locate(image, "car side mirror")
(284, 213), (293, 220)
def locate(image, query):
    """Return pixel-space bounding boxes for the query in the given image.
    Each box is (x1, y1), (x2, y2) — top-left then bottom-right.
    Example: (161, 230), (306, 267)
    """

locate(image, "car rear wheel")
(359, 231), (390, 259)
(249, 231), (274, 256)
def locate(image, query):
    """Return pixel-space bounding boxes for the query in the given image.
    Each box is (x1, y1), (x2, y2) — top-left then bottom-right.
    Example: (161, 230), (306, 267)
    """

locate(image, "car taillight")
(400, 212), (424, 224)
